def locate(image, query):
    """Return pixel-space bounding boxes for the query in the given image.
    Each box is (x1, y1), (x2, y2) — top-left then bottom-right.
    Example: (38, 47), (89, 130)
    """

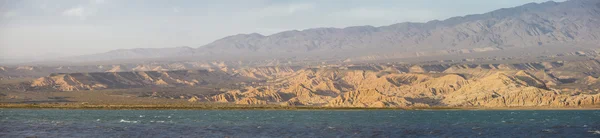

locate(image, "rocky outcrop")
(20, 61), (600, 108)
(326, 89), (412, 107)
(188, 96), (199, 102)
(233, 66), (302, 79)
(203, 66), (598, 107)
(30, 70), (249, 91)
(441, 71), (600, 107)
(30, 74), (108, 91)
(0, 60), (304, 79)
(442, 72), (552, 106)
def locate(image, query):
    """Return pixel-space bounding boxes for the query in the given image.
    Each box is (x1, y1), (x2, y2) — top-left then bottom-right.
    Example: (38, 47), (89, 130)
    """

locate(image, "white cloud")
(3, 12), (17, 18)
(61, 0), (104, 20)
(91, 0), (105, 4)
(239, 3), (315, 19)
(38, 3), (63, 13)
(63, 7), (84, 17)
(62, 6), (94, 20)
(287, 3), (315, 13)
(338, 8), (388, 19)
(331, 8), (439, 23)
(39, 3), (48, 10)
(173, 7), (181, 13)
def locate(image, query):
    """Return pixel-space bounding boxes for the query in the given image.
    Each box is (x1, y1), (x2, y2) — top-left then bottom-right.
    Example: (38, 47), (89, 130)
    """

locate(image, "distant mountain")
(67, 46), (196, 62)
(69, 0), (600, 63)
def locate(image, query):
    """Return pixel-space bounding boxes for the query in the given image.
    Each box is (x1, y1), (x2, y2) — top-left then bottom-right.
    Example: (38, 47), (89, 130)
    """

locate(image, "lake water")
(1, 109), (599, 137)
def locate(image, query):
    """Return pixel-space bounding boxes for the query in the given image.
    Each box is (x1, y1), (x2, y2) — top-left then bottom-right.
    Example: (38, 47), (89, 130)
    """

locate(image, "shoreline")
(1, 103), (599, 110)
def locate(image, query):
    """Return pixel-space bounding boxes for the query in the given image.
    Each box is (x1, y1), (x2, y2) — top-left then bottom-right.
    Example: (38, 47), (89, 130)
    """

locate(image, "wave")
(119, 119), (138, 123)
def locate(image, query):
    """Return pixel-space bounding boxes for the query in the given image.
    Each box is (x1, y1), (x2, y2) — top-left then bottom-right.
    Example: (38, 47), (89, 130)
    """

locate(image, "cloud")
(91, 0), (105, 4)
(61, 0), (106, 20)
(331, 8), (439, 23)
(39, 3), (48, 10)
(173, 7), (181, 13)
(63, 6), (85, 19)
(62, 6), (98, 20)
(244, 3), (315, 18)
(338, 8), (388, 19)
(2, 12), (17, 18)
(287, 3), (314, 13)
(38, 3), (62, 13)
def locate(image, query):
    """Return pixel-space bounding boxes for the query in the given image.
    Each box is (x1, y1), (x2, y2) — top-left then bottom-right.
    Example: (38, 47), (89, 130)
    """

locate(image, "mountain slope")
(197, 0), (600, 54)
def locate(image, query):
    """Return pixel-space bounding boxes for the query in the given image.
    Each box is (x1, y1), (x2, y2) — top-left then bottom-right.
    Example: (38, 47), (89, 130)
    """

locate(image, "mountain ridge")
(44, 0), (600, 63)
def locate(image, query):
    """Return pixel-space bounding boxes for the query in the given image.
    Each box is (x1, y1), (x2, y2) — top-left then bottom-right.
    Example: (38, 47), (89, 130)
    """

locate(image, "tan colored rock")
(188, 96), (199, 102)
(327, 89), (410, 107)
(24, 63), (600, 108)
(235, 97), (267, 105)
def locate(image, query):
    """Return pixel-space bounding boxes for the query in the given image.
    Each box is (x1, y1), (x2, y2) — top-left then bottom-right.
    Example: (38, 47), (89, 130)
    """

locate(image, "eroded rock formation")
(24, 60), (600, 108)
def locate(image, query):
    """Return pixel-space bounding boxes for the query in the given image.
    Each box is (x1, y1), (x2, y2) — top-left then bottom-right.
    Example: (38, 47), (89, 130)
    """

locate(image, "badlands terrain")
(2, 57), (600, 108)
(1, 0), (600, 108)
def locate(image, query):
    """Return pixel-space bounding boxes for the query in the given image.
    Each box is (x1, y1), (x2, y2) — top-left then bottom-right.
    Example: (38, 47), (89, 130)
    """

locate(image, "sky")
(0, 0), (565, 60)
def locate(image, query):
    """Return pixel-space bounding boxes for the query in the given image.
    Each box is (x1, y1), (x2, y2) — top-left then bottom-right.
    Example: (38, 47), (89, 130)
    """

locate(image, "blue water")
(1, 109), (599, 137)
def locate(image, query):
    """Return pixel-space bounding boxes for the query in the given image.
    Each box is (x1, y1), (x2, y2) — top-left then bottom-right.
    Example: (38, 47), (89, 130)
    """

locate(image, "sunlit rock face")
(27, 61), (600, 108)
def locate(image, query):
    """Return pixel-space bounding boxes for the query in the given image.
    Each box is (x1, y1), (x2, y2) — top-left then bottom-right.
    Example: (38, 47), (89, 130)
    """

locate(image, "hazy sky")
(0, 0), (564, 59)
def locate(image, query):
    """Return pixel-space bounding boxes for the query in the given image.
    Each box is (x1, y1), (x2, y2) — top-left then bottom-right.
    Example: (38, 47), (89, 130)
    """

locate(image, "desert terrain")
(2, 0), (600, 109)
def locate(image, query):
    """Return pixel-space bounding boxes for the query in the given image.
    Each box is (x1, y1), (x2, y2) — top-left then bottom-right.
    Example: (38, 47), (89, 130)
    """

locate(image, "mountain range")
(48, 0), (600, 63)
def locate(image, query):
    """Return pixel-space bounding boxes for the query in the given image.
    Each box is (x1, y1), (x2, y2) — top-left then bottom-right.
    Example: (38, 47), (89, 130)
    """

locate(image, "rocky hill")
(20, 60), (600, 108)
(29, 70), (253, 91)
